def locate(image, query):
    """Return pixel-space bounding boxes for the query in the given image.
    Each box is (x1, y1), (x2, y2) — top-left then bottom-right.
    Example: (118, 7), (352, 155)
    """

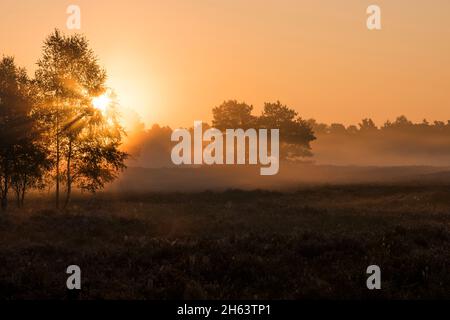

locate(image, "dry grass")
(0, 185), (449, 299)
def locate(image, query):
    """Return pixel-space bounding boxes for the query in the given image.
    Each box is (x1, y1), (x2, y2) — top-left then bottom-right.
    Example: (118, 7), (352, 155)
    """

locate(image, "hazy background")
(1, 0), (450, 129)
(116, 115), (450, 192)
(2, 0), (450, 191)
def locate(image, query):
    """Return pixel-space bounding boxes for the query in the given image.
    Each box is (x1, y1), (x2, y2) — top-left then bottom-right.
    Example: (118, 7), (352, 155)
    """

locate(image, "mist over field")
(109, 165), (450, 193)
(116, 116), (450, 192)
(1, 0), (450, 301)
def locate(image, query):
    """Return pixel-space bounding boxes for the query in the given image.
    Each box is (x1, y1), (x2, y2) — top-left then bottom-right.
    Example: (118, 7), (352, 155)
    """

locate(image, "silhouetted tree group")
(0, 30), (128, 211)
(213, 100), (316, 160)
(125, 100), (316, 168)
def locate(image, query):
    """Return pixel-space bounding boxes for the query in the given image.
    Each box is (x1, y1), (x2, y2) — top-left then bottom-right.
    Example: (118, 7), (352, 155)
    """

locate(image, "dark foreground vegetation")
(0, 184), (449, 300)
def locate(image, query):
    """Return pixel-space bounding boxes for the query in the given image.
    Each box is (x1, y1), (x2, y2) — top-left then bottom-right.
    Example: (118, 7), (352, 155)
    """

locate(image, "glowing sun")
(92, 94), (111, 113)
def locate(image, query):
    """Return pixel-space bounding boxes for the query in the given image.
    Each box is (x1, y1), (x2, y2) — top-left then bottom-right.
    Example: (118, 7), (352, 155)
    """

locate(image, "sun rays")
(92, 93), (111, 113)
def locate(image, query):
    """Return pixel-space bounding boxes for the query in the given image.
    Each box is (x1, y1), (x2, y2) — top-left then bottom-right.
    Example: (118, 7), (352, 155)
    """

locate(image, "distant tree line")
(306, 116), (450, 166)
(307, 116), (450, 136)
(127, 111), (450, 168)
(0, 30), (128, 211)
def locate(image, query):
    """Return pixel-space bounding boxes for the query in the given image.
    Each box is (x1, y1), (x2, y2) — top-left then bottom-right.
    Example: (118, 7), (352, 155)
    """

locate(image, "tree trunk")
(1, 167), (9, 211)
(0, 195), (6, 211)
(56, 116), (60, 209)
(15, 188), (20, 208)
(21, 186), (26, 208)
(64, 139), (73, 209)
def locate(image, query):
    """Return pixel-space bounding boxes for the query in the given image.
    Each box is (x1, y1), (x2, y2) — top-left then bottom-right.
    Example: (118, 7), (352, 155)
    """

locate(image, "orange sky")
(1, 0), (450, 129)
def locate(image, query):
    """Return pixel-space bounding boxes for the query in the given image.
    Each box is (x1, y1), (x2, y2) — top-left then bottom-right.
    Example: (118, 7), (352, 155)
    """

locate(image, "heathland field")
(0, 184), (449, 299)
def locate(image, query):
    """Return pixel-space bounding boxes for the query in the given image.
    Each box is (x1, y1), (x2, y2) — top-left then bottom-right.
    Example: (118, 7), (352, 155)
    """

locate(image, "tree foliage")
(0, 57), (50, 210)
(34, 30), (127, 208)
(259, 101), (316, 159)
(212, 100), (256, 130)
(212, 100), (316, 160)
(0, 30), (128, 211)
